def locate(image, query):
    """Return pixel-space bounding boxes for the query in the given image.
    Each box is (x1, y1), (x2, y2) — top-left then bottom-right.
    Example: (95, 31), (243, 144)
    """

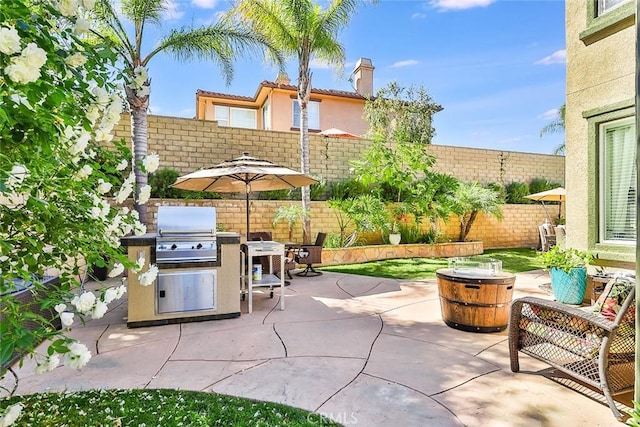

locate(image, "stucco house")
(195, 58), (375, 137)
(565, 0), (635, 268)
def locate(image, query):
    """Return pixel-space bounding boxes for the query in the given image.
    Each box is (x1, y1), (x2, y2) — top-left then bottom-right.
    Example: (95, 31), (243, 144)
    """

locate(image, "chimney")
(352, 58), (374, 97)
(275, 71), (291, 86)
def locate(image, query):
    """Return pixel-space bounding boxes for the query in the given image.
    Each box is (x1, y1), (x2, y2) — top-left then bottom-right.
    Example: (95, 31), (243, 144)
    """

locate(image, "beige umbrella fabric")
(318, 128), (360, 138)
(171, 152), (317, 239)
(525, 187), (566, 221)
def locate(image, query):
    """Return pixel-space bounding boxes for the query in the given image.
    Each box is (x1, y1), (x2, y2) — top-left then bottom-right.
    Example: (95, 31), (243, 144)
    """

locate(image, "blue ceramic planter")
(550, 267), (587, 304)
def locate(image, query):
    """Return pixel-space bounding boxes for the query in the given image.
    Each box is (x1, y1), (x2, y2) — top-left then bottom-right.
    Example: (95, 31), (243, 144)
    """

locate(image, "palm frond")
(120, 0), (165, 24)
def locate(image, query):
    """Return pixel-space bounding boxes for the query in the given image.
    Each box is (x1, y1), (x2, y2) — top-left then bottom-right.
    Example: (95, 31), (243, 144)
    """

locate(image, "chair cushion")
(593, 277), (635, 323)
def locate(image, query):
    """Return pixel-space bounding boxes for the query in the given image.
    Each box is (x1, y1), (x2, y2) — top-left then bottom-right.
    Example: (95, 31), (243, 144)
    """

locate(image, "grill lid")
(157, 206), (216, 237)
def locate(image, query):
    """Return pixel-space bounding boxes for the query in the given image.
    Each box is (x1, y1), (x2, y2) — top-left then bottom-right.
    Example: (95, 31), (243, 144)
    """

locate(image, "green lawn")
(320, 248), (545, 280)
(0, 389), (340, 426)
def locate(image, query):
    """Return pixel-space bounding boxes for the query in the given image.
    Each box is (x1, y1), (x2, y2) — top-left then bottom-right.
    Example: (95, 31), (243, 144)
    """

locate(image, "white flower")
(75, 164), (92, 179)
(133, 221), (146, 236)
(5, 164), (29, 189)
(65, 52), (86, 67)
(108, 262), (124, 278)
(97, 179), (112, 194)
(135, 85), (150, 98)
(20, 43), (47, 69)
(71, 291), (96, 314)
(82, 0), (95, 11)
(115, 284), (127, 298)
(86, 104), (100, 124)
(64, 342), (91, 369)
(94, 128), (113, 142)
(138, 265), (158, 286)
(114, 183), (133, 204)
(91, 85), (109, 105)
(135, 256), (145, 271)
(58, 0), (78, 17)
(142, 153), (160, 173)
(35, 354), (60, 374)
(5, 59), (40, 84)
(54, 303), (66, 314)
(116, 159), (128, 171)
(137, 184), (151, 205)
(74, 17), (90, 35)
(0, 26), (21, 55)
(60, 312), (74, 327)
(132, 66), (148, 87)
(91, 301), (108, 319)
(103, 287), (119, 303)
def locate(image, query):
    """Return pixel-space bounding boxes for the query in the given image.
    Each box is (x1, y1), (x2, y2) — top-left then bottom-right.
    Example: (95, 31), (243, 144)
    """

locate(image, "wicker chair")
(294, 232), (327, 277)
(508, 276), (635, 420)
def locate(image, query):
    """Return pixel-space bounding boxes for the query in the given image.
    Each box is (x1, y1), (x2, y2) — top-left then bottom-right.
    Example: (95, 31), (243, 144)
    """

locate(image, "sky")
(141, 0), (566, 155)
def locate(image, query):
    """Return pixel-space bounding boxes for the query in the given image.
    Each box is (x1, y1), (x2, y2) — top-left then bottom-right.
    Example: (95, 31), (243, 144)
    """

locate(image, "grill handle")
(159, 229), (215, 236)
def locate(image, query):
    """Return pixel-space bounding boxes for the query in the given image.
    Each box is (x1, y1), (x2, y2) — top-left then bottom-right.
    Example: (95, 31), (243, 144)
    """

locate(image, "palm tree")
(540, 103), (566, 155)
(452, 182), (503, 242)
(91, 0), (283, 224)
(229, 0), (366, 243)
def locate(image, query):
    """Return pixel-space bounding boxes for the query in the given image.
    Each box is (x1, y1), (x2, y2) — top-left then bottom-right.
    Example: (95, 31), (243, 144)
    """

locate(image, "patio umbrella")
(525, 187), (566, 221)
(171, 153), (317, 239)
(318, 127), (360, 138)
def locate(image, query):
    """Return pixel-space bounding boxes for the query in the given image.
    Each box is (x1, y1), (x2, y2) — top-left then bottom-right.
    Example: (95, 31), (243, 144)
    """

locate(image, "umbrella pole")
(245, 191), (250, 241)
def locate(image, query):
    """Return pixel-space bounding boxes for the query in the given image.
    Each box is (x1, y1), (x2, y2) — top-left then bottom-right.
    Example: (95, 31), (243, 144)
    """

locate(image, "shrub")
(505, 182), (530, 204)
(149, 168), (221, 199)
(327, 178), (368, 200)
(529, 178), (560, 195)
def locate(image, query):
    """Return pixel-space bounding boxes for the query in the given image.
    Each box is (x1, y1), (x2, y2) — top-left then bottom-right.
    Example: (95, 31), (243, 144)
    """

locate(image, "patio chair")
(294, 232), (327, 277)
(538, 225), (555, 252)
(508, 275), (636, 420)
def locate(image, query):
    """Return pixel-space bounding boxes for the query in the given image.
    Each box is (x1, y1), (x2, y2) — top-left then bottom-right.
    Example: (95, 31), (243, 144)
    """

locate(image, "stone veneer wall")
(113, 114), (565, 186)
(146, 199), (552, 250)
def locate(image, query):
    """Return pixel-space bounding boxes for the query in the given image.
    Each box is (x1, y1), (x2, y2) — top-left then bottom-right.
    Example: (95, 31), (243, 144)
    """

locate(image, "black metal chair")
(294, 232), (327, 277)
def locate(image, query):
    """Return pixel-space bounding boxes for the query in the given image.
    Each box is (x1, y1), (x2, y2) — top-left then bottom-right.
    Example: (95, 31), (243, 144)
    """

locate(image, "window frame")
(584, 99), (635, 261)
(214, 105), (257, 129)
(598, 116), (636, 245)
(580, 0), (634, 45)
(292, 99), (320, 130)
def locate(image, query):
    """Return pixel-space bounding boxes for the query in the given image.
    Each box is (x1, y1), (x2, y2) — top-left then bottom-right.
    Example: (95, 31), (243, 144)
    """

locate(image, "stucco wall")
(113, 114), (564, 186)
(565, 0), (635, 265)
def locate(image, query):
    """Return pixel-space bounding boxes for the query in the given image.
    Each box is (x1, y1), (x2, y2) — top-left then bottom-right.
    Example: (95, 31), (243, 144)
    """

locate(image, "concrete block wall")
(114, 114), (565, 186)
(146, 199), (551, 249)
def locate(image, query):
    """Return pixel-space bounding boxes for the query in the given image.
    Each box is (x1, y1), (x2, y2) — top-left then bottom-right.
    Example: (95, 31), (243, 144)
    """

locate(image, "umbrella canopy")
(524, 187), (566, 202)
(525, 187), (566, 221)
(318, 127), (360, 138)
(171, 153), (317, 239)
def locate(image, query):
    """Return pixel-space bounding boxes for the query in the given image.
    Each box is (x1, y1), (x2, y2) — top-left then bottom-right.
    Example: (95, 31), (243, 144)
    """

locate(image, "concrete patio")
(1, 270), (633, 426)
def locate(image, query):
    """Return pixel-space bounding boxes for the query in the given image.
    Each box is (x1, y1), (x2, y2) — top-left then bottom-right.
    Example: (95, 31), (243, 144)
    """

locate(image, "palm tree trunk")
(127, 87), (149, 225)
(298, 65), (312, 244)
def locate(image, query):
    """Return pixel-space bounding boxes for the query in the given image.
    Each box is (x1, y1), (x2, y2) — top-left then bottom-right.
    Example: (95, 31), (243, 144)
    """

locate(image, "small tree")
(452, 182), (503, 242)
(272, 204), (309, 242)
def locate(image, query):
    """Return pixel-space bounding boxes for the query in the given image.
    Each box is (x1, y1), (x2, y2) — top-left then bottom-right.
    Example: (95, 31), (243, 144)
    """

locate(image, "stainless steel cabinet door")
(156, 270), (216, 314)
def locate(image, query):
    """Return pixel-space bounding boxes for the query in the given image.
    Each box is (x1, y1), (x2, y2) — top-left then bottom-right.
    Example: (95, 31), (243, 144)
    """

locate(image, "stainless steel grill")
(156, 206), (217, 264)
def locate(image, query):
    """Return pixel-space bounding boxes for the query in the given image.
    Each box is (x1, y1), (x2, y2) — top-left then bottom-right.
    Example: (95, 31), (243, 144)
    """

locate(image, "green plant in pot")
(539, 246), (594, 304)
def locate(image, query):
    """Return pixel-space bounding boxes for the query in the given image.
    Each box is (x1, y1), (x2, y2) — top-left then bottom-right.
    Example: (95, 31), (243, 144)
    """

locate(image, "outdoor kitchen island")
(121, 231), (241, 328)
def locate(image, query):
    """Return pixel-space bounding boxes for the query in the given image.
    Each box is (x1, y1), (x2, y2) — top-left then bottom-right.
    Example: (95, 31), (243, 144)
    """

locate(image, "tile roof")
(197, 80), (367, 102)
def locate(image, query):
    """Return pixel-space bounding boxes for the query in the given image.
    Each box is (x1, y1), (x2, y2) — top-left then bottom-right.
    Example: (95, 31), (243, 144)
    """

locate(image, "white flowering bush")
(0, 0), (159, 415)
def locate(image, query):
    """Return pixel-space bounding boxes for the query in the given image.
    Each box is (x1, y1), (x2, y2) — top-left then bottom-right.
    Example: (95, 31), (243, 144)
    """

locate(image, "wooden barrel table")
(436, 268), (515, 333)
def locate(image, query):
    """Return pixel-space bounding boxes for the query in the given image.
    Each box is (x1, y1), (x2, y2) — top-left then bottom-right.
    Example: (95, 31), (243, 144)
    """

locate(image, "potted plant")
(272, 205), (309, 242)
(388, 222), (401, 245)
(539, 246), (594, 304)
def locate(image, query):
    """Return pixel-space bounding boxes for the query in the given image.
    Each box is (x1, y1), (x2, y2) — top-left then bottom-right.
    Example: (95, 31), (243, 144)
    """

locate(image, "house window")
(262, 99), (271, 130)
(292, 100), (319, 129)
(599, 116), (636, 243)
(214, 105), (257, 129)
(597, 0), (629, 16)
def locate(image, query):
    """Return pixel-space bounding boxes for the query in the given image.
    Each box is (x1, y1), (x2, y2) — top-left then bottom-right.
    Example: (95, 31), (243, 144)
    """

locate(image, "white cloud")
(540, 108), (560, 120)
(163, 0), (184, 21)
(310, 58), (332, 69)
(192, 0), (217, 8)
(411, 12), (426, 19)
(430, 0), (496, 11)
(391, 59), (419, 68)
(535, 49), (566, 65)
